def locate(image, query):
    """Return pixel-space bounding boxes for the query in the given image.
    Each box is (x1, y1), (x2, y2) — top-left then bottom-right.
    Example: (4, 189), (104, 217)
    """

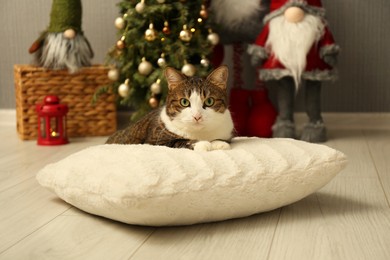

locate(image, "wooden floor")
(1, 112), (390, 260)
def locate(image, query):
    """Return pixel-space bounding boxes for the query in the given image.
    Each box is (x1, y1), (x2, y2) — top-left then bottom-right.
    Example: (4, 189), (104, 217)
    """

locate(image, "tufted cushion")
(36, 137), (347, 226)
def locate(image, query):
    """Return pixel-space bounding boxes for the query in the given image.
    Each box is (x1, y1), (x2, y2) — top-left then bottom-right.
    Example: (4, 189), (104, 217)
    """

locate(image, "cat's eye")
(204, 97), (215, 107)
(180, 98), (190, 107)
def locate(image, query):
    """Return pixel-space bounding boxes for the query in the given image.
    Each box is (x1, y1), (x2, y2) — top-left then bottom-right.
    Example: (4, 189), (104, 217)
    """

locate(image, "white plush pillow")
(37, 137), (347, 226)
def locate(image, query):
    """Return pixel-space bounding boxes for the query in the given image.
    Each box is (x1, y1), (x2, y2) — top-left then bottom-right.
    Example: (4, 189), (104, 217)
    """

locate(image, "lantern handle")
(44, 95), (60, 104)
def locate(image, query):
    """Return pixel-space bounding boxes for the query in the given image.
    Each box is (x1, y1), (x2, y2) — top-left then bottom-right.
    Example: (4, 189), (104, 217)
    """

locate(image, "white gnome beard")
(40, 33), (93, 73)
(266, 14), (325, 89)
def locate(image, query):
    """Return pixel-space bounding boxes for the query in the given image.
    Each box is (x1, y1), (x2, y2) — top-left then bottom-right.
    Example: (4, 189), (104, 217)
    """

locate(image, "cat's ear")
(164, 67), (186, 90)
(206, 65), (229, 90)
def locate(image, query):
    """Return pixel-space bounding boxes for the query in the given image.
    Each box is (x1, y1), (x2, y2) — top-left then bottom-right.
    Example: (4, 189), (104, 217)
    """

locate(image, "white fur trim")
(259, 68), (338, 82)
(247, 44), (268, 59)
(320, 44), (340, 66)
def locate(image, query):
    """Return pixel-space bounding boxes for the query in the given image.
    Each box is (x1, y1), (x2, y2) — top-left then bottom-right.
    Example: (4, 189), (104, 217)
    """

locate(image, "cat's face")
(164, 66), (229, 130)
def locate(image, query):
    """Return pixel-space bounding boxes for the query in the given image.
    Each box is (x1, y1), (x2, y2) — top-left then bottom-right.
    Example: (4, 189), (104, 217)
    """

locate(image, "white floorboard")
(0, 113), (389, 260)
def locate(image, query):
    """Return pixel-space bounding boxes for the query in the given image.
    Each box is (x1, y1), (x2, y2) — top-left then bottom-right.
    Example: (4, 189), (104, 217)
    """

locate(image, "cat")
(105, 65), (234, 152)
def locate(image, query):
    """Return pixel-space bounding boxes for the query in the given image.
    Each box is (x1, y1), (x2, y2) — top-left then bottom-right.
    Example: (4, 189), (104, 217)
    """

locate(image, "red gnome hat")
(264, 0), (325, 23)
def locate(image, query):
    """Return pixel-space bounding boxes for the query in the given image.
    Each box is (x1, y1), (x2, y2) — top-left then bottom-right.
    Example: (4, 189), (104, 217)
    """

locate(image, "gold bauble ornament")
(162, 27), (170, 35)
(181, 63), (196, 77)
(108, 68), (120, 81)
(200, 5), (208, 19)
(116, 40), (125, 49)
(115, 17), (125, 29)
(150, 79), (162, 94)
(145, 23), (157, 41)
(135, 0), (146, 13)
(162, 21), (171, 35)
(118, 79), (130, 98)
(207, 31), (220, 46)
(138, 58), (153, 76)
(200, 57), (210, 68)
(149, 97), (159, 108)
(157, 54), (167, 67)
(179, 25), (192, 42)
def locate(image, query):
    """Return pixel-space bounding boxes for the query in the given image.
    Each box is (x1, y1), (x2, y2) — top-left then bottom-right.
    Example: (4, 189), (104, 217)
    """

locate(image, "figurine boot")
(301, 80), (327, 143)
(272, 77), (296, 139)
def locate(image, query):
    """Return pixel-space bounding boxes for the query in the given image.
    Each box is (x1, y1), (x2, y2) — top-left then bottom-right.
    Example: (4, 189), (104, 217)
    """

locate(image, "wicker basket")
(14, 64), (117, 140)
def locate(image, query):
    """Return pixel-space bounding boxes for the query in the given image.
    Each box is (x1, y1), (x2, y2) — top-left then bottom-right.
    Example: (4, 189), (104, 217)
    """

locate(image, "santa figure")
(248, 0), (340, 142)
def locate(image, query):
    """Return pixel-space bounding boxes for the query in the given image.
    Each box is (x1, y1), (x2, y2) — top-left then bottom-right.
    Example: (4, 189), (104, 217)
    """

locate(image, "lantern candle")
(36, 95), (69, 145)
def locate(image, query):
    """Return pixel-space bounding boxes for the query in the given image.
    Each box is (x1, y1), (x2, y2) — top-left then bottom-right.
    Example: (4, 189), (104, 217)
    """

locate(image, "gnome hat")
(264, 0), (325, 23)
(48, 0), (83, 33)
(29, 0), (85, 54)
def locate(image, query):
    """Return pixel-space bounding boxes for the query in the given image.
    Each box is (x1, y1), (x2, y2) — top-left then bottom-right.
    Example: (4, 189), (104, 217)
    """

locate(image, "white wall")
(1, 0), (389, 112)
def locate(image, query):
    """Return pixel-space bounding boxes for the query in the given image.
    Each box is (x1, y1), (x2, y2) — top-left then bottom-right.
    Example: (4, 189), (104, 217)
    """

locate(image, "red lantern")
(36, 95), (69, 145)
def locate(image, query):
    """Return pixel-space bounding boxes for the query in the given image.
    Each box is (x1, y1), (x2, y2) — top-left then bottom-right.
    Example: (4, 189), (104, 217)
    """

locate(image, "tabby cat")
(105, 66), (234, 151)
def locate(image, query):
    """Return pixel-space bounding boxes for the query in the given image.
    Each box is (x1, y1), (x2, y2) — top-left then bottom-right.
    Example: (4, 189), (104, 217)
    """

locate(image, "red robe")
(252, 22), (339, 81)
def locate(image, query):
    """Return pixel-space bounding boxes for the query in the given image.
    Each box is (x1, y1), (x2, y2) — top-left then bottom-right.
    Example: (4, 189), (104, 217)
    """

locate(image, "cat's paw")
(193, 141), (212, 152)
(211, 140), (231, 151)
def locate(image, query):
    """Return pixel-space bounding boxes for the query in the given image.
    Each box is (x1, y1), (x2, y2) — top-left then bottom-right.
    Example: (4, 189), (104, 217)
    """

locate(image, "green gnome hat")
(48, 0), (83, 33)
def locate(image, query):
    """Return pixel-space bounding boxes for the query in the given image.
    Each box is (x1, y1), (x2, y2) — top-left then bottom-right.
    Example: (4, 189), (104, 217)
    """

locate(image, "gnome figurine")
(247, 0), (340, 142)
(29, 0), (94, 73)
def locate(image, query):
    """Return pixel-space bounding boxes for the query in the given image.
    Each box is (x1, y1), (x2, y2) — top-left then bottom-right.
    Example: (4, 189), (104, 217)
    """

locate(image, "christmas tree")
(103, 0), (219, 120)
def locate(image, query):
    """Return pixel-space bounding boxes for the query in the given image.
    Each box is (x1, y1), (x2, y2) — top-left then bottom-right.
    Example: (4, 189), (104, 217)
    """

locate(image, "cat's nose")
(193, 114), (202, 122)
